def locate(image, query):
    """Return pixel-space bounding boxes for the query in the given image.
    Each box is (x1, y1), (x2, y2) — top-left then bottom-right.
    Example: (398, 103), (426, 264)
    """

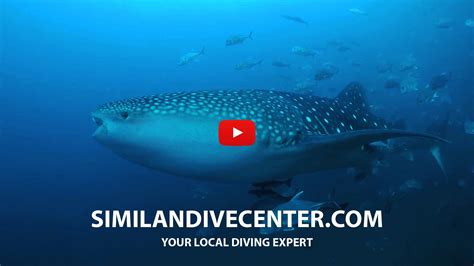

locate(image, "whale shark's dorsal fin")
(331, 82), (387, 131)
(291, 191), (304, 201)
(334, 82), (368, 111)
(297, 82), (449, 149)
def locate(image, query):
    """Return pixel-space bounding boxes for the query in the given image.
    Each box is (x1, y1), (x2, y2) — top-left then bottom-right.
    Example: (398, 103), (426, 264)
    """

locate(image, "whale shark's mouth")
(92, 115), (108, 137)
(92, 116), (103, 126)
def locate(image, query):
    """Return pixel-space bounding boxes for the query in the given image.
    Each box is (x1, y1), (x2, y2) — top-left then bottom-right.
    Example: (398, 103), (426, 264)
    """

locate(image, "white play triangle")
(233, 127), (243, 138)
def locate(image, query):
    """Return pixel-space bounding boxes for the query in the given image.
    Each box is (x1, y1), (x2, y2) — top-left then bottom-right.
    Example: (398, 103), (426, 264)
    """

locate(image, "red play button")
(218, 120), (256, 146)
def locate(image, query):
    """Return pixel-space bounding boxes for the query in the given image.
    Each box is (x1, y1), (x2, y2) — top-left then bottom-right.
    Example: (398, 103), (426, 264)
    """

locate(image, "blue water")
(1, 0), (473, 265)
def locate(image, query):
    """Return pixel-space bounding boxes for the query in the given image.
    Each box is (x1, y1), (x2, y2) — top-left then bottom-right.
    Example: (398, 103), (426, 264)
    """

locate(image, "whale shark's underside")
(92, 82), (446, 184)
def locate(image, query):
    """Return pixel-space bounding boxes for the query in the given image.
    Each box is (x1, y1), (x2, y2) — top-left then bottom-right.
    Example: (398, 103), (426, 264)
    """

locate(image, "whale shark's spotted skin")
(93, 82), (445, 183)
(97, 83), (389, 146)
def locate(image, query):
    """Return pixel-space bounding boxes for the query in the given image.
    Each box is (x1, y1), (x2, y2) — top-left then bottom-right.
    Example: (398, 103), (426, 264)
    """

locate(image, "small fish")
(251, 178), (295, 198)
(376, 62), (392, 74)
(327, 40), (344, 47)
(351, 60), (361, 67)
(465, 18), (474, 27)
(291, 46), (317, 57)
(399, 54), (418, 72)
(417, 89), (436, 104)
(178, 48), (205, 66)
(234, 59), (263, 70)
(400, 75), (419, 94)
(300, 64), (313, 71)
(464, 120), (474, 135)
(277, 74), (292, 81)
(349, 8), (367, 15)
(435, 18), (453, 29)
(416, 73), (451, 104)
(293, 79), (316, 95)
(384, 78), (401, 89)
(428, 72), (451, 90)
(314, 64), (339, 81)
(272, 61), (290, 68)
(337, 45), (351, 52)
(226, 32), (252, 46)
(399, 179), (423, 192)
(281, 15), (308, 25)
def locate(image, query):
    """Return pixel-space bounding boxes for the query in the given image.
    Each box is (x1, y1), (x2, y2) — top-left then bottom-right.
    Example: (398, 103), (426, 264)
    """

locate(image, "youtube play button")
(233, 127), (243, 138)
(218, 120), (256, 146)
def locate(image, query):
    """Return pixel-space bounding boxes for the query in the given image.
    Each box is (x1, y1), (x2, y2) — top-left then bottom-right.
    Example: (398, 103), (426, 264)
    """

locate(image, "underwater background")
(0, 0), (473, 265)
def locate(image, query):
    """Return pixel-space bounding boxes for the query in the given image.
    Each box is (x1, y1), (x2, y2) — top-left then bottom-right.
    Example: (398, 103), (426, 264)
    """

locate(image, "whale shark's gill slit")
(310, 114), (329, 134)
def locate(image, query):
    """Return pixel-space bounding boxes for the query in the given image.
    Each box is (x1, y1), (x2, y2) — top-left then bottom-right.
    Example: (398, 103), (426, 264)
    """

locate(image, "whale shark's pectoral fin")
(300, 129), (449, 151)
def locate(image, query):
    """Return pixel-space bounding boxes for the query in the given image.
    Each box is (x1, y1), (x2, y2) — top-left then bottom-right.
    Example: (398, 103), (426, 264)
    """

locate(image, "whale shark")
(92, 82), (447, 183)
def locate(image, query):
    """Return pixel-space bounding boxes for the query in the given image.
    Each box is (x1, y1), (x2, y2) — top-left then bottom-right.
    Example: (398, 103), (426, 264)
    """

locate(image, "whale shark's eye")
(120, 112), (129, 120)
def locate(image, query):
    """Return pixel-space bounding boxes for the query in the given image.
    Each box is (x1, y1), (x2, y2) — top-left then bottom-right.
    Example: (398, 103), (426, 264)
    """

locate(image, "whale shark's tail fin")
(426, 113), (450, 179)
(330, 82), (450, 143)
(430, 145), (447, 178)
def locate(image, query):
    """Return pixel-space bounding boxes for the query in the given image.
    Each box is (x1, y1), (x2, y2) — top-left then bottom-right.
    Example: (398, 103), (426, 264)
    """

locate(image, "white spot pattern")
(96, 83), (389, 147)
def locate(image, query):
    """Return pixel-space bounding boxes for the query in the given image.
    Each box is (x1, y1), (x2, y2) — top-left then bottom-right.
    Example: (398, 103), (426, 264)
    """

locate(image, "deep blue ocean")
(1, 0), (473, 265)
